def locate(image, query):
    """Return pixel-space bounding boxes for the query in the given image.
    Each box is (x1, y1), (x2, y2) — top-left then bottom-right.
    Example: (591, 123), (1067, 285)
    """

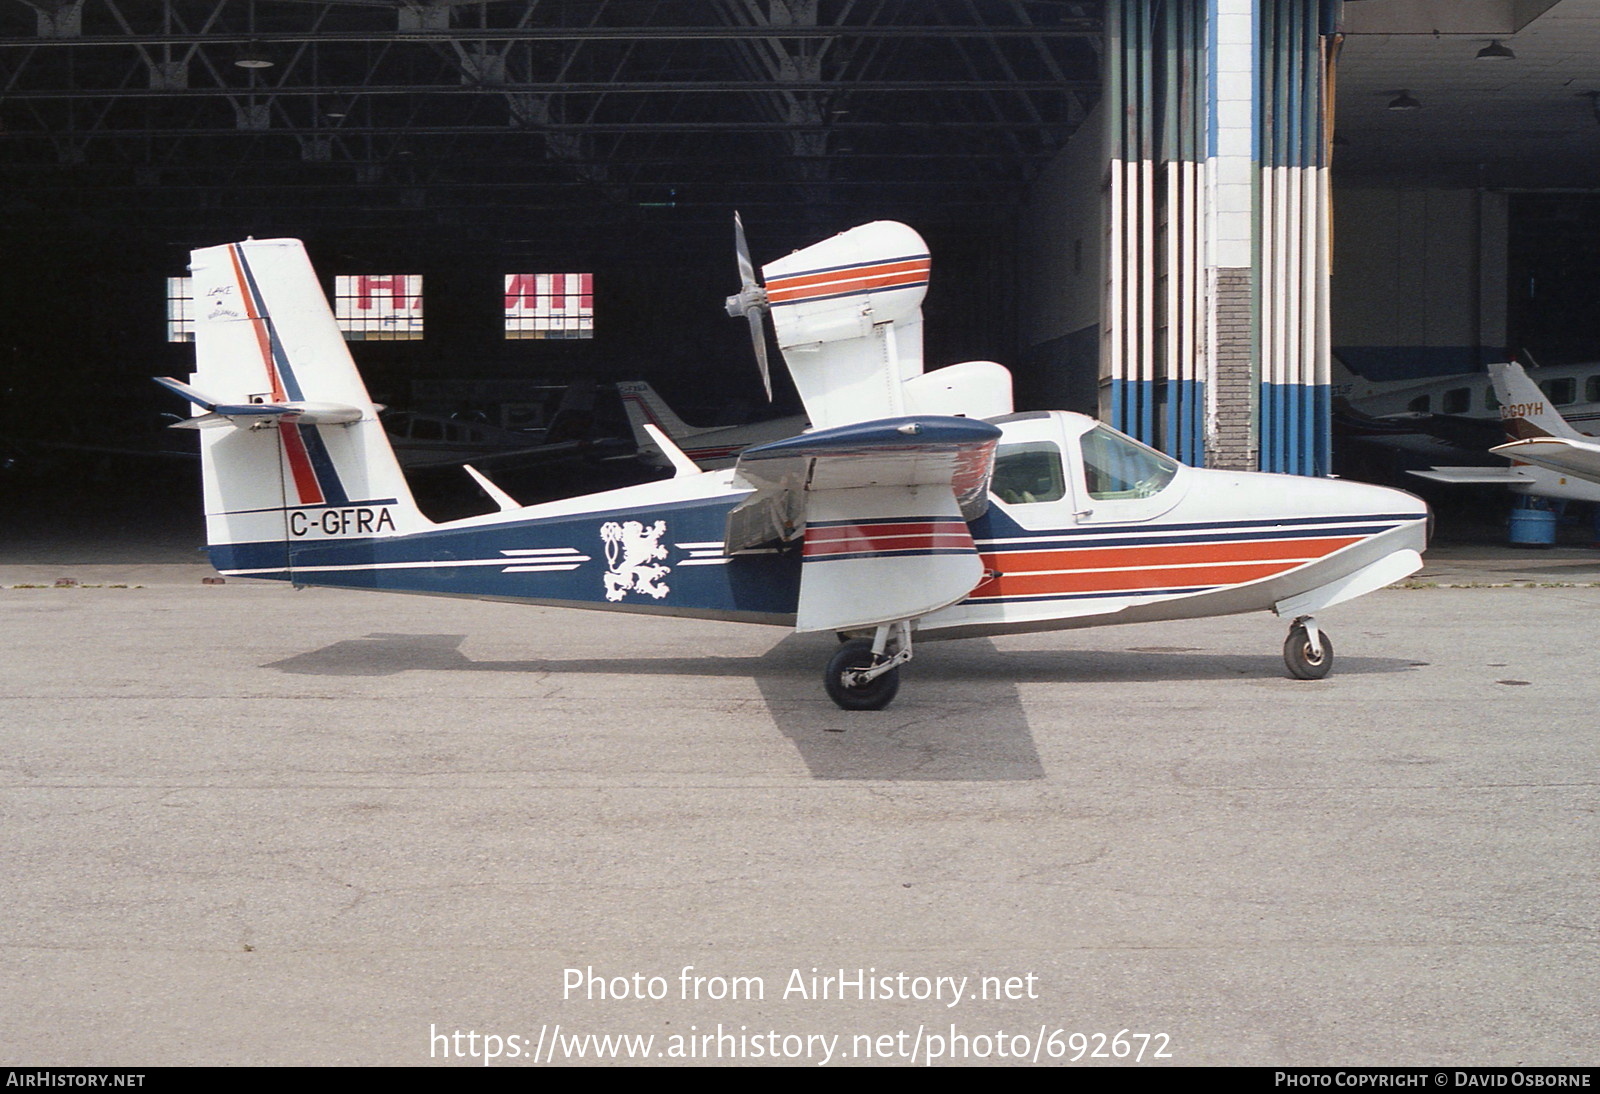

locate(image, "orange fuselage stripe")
(972, 560), (1300, 598)
(967, 535), (1364, 598)
(984, 535), (1361, 575)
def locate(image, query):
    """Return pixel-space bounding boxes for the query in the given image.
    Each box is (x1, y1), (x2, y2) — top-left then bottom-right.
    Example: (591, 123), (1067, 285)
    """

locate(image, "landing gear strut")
(1283, 615), (1333, 680)
(824, 621), (912, 710)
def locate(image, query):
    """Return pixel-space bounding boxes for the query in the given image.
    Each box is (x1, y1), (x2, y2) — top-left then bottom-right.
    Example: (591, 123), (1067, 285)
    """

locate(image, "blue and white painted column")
(1255, 0), (1337, 475)
(1101, 0), (1339, 474)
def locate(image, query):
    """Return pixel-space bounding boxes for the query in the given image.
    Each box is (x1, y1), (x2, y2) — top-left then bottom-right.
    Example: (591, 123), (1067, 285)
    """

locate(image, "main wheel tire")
(1283, 625), (1334, 680)
(824, 638), (901, 710)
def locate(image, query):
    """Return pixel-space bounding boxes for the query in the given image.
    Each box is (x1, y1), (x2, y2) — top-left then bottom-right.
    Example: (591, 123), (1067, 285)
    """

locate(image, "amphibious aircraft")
(156, 221), (1428, 710)
(1411, 362), (1600, 503)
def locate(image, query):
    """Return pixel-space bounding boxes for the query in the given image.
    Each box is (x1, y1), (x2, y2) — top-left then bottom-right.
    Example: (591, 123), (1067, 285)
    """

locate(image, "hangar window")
(166, 277), (194, 343)
(1442, 388), (1470, 415)
(334, 274), (424, 340)
(1539, 377), (1576, 405)
(505, 273), (593, 339)
(992, 442), (1065, 504)
(1080, 425), (1178, 501)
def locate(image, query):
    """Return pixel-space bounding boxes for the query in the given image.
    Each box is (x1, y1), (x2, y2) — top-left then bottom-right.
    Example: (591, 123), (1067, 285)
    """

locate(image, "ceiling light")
(234, 43), (274, 70)
(323, 98), (351, 119)
(1476, 40), (1515, 61)
(1387, 91), (1420, 111)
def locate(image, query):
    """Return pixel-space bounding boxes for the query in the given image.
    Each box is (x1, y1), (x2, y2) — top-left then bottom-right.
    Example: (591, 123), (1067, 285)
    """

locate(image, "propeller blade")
(748, 311), (772, 402)
(726, 211), (773, 402)
(735, 210), (757, 290)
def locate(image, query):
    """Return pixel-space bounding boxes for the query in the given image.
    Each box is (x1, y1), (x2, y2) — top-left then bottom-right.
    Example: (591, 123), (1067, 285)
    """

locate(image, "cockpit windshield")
(1079, 425), (1179, 501)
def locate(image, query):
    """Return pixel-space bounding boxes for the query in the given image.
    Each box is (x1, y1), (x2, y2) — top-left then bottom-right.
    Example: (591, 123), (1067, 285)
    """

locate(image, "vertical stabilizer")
(1489, 362), (1584, 441)
(188, 239), (431, 576)
(616, 380), (708, 445)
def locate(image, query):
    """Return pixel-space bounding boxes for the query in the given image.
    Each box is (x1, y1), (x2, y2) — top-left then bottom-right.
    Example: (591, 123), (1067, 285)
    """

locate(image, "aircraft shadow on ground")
(264, 630), (1046, 781)
(265, 631), (1418, 684)
(264, 632), (1419, 781)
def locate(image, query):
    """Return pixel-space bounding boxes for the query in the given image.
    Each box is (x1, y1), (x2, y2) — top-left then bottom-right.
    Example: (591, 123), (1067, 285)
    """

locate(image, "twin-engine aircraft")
(157, 221), (1428, 710)
(1411, 362), (1600, 503)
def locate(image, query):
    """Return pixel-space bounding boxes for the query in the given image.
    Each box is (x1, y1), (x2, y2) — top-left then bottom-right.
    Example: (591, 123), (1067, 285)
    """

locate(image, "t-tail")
(159, 238), (431, 579)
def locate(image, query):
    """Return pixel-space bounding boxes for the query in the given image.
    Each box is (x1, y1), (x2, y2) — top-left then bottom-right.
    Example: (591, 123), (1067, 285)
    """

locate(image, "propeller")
(723, 211), (773, 401)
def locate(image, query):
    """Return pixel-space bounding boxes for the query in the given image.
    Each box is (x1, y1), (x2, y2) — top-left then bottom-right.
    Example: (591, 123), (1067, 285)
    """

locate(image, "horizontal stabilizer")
(1408, 466), (1534, 485)
(1490, 437), (1600, 484)
(154, 375), (366, 429)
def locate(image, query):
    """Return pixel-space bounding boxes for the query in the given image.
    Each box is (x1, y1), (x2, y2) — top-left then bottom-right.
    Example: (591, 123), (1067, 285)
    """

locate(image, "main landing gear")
(823, 616), (1335, 706)
(825, 620), (913, 710)
(1283, 615), (1333, 680)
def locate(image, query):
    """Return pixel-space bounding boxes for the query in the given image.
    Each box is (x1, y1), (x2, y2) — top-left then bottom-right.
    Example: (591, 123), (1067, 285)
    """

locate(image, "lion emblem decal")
(600, 520), (671, 602)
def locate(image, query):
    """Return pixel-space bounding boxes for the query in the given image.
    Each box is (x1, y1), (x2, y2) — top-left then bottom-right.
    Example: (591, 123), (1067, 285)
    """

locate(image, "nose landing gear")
(1283, 616), (1333, 680)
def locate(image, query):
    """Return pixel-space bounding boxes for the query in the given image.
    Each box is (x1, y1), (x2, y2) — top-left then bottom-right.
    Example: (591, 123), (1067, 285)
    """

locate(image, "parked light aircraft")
(383, 408), (585, 470)
(1411, 362), (1600, 504)
(155, 221), (1429, 709)
(618, 380), (806, 470)
(1335, 356), (1600, 428)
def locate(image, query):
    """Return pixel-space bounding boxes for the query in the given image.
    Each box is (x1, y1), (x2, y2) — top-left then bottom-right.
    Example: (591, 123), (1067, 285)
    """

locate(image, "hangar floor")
(3, 472), (1598, 1066)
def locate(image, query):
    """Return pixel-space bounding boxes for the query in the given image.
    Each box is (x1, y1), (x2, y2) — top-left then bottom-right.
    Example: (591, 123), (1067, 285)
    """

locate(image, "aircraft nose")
(1352, 478), (1431, 545)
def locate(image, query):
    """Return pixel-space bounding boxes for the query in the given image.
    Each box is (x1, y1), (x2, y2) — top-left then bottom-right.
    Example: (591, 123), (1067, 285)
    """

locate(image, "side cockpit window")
(992, 442), (1066, 504)
(1080, 425), (1179, 501)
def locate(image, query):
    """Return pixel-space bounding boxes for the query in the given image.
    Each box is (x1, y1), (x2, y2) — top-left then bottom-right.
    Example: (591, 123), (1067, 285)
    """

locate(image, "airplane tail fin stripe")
(230, 242), (311, 403)
(181, 237), (432, 558)
(282, 422), (353, 506)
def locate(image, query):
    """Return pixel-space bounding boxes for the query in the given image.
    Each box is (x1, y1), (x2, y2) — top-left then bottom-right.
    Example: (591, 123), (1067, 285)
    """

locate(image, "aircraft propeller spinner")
(723, 211), (773, 401)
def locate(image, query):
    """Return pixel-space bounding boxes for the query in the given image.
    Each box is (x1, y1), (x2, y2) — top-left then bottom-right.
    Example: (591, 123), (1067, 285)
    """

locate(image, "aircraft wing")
(1408, 466), (1537, 485)
(728, 415), (1001, 633)
(1490, 437), (1600, 485)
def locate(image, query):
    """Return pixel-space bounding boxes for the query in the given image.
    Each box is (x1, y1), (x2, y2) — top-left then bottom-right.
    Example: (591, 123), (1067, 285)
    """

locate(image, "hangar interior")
(2, 0), (1598, 540)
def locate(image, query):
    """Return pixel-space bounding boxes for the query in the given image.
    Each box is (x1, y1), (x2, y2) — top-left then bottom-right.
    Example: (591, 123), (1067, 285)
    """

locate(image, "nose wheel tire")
(1283, 624), (1334, 680)
(824, 638), (901, 710)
